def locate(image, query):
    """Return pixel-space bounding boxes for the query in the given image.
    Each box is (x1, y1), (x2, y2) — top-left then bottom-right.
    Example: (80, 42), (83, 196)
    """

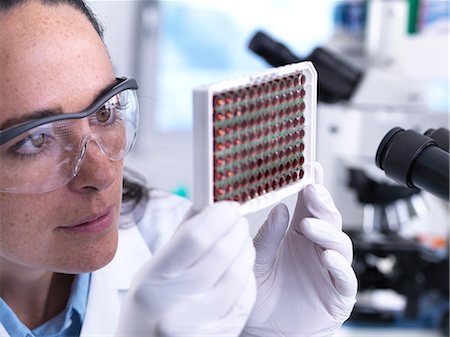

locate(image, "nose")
(67, 136), (119, 193)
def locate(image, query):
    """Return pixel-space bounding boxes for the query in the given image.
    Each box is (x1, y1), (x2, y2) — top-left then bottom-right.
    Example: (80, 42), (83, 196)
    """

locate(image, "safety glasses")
(0, 77), (139, 194)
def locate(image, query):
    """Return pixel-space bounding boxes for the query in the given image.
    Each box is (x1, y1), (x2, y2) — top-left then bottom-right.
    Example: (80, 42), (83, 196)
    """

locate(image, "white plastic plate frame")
(193, 61), (317, 215)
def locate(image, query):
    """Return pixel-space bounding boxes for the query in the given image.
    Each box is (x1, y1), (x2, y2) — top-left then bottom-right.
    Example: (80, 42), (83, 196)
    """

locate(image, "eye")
(94, 94), (126, 125)
(96, 107), (113, 124)
(29, 133), (46, 148)
(9, 131), (54, 157)
(92, 94), (128, 128)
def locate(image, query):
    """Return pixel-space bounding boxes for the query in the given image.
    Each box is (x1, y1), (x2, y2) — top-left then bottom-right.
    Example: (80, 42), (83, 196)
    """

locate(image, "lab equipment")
(248, 30), (362, 103)
(348, 224), (449, 333)
(193, 62), (317, 214)
(424, 127), (449, 152)
(347, 167), (448, 334)
(0, 78), (139, 194)
(375, 127), (450, 201)
(348, 168), (424, 233)
(344, 127), (449, 334)
(247, 1), (449, 334)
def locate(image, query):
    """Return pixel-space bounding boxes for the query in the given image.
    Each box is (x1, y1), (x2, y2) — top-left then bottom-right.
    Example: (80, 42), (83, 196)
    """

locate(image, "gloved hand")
(243, 164), (357, 337)
(116, 202), (257, 337)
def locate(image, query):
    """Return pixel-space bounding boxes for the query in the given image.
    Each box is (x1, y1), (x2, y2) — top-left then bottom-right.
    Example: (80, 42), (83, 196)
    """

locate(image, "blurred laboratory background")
(88, 1), (449, 336)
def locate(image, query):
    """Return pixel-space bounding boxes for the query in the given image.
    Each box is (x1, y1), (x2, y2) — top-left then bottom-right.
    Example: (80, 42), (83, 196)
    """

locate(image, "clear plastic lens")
(0, 89), (139, 194)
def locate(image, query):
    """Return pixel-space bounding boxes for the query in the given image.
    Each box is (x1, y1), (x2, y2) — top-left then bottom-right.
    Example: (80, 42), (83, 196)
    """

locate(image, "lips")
(60, 207), (114, 234)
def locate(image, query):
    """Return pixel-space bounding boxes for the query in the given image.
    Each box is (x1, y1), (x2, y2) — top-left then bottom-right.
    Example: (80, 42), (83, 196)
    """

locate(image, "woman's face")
(0, 3), (122, 273)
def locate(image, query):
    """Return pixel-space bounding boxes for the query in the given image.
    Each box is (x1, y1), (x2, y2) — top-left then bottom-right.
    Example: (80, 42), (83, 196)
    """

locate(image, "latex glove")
(116, 202), (257, 337)
(243, 164), (357, 337)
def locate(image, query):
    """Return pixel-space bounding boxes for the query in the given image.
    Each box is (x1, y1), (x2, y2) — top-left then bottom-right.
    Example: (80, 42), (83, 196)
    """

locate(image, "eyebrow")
(0, 108), (63, 131)
(0, 79), (118, 131)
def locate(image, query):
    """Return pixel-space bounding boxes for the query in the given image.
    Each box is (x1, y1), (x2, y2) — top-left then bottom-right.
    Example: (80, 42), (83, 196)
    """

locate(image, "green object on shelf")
(408, 0), (420, 34)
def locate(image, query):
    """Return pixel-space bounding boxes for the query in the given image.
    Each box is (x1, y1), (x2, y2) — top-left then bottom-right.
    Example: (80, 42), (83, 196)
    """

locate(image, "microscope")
(248, 17), (449, 335)
(346, 127), (449, 334)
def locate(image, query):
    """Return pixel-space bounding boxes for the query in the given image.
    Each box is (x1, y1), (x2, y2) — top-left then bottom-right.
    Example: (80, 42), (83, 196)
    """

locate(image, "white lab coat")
(0, 191), (192, 337)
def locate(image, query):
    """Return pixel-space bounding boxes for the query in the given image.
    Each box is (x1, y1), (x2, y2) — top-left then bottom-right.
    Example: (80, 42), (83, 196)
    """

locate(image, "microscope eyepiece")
(248, 31), (301, 67)
(248, 30), (362, 103)
(376, 127), (449, 201)
(424, 127), (449, 152)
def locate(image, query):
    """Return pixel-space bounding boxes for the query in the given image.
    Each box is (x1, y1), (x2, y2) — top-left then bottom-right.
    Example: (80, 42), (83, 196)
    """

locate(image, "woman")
(0, 1), (357, 336)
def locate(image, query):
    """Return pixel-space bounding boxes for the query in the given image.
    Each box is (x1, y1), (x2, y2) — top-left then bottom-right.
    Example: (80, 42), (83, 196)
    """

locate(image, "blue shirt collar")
(0, 273), (90, 337)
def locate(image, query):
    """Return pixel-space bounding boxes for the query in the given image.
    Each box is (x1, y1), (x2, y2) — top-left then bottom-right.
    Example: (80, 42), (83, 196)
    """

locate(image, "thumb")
(253, 203), (289, 275)
(290, 161), (326, 225)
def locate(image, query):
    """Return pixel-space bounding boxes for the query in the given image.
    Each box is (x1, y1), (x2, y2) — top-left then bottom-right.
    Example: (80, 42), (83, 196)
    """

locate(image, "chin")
(55, 228), (119, 274)
(82, 242), (118, 273)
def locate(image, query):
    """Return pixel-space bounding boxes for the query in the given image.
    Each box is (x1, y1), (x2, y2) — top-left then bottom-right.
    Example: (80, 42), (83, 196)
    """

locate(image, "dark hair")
(120, 167), (150, 228)
(1, 0), (104, 38)
(2, 0), (150, 225)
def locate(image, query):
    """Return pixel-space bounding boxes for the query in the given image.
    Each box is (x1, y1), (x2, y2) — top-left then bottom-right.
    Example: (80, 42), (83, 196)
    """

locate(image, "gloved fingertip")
(322, 249), (349, 268)
(321, 251), (338, 279)
(268, 203), (289, 226)
(298, 218), (311, 235)
(304, 184), (339, 214)
(321, 250), (358, 298)
(321, 249), (336, 265)
(307, 183), (330, 199)
(314, 162), (324, 184)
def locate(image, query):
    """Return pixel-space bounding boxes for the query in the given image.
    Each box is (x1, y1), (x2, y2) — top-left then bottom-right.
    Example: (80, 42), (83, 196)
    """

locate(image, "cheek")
(0, 194), (48, 245)
(0, 194), (58, 268)
(0, 174), (123, 273)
